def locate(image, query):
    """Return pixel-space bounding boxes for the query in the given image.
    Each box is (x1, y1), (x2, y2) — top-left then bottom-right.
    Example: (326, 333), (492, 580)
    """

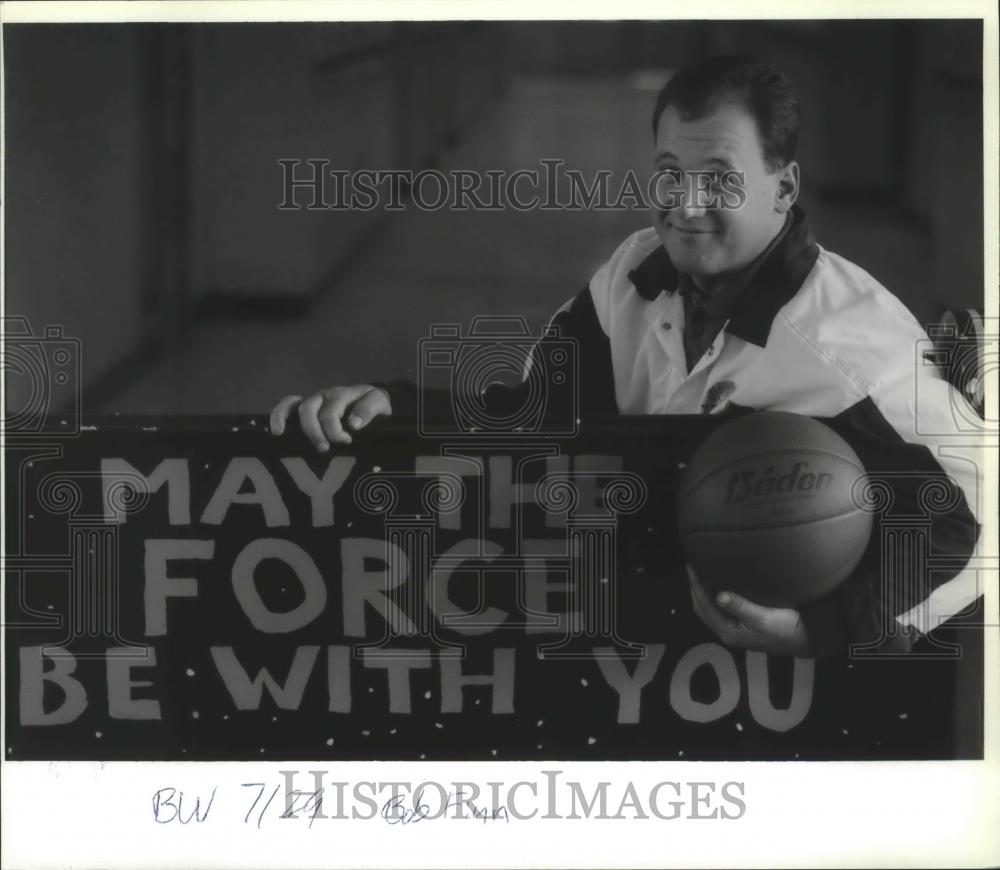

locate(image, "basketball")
(677, 411), (873, 608)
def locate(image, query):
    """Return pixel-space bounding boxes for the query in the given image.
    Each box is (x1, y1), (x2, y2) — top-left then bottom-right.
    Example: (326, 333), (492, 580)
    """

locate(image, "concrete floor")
(101, 75), (936, 416)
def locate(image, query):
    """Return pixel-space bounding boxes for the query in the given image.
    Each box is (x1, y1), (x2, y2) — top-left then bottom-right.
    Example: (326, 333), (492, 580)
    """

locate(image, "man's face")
(652, 101), (793, 290)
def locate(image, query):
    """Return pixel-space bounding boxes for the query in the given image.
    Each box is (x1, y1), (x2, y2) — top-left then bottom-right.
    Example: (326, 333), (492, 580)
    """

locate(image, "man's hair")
(651, 55), (800, 172)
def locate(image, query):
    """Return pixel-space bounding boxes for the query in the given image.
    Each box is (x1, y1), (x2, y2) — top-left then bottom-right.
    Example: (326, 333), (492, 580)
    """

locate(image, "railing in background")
(191, 22), (511, 308)
(4, 23), (513, 415)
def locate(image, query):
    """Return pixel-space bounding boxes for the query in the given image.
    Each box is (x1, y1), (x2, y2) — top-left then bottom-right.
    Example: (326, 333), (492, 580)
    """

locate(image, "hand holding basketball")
(688, 565), (810, 657)
(677, 411), (873, 608)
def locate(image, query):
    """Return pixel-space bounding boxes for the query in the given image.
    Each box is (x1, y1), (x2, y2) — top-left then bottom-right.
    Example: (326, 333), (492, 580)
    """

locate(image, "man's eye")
(656, 169), (683, 186)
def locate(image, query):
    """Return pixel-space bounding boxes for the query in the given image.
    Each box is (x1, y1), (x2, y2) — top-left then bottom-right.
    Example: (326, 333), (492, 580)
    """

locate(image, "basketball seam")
(679, 445), (866, 499)
(680, 505), (868, 533)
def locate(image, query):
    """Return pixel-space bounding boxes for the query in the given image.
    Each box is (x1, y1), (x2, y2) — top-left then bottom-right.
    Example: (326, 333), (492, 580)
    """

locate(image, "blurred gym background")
(3, 19), (985, 417)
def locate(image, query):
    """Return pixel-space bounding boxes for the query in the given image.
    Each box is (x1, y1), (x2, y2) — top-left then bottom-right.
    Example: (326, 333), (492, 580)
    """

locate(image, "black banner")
(4, 416), (983, 760)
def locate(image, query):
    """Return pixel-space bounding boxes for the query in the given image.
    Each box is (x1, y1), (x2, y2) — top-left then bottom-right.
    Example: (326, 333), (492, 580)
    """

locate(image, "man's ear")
(775, 161), (800, 212)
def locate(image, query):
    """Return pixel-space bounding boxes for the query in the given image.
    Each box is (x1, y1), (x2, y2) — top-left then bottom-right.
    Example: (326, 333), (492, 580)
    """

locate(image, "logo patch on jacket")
(701, 379), (736, 414)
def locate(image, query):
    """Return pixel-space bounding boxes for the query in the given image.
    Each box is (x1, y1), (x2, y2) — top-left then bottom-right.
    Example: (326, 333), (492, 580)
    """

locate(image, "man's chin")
(661, 241), (716, 276)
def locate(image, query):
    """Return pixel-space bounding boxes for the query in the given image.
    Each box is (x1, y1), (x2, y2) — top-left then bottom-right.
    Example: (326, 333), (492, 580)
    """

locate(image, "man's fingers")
(270, 395), (302, 436)
(688, 569), (732, 624)
(297, 393), (331, 451)
(689, 579), (707, 623)
(316, 389), (357, 446)
(715, 591), (768, 630)
(346, 387), (391, 431)
(689, 574), (736, 640)
(688, 570), (712, 615)
(276, 384), (389, 451)
(688, 568), (809, 656)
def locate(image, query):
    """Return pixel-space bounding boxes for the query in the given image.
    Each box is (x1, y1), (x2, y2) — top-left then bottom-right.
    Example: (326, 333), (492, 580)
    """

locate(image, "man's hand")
(688, 566), (810, 657)
(269, 385), (391, 451)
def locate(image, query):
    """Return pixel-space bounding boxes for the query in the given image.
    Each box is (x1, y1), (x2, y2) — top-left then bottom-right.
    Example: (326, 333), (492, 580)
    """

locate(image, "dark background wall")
(3, 20), (986, 415)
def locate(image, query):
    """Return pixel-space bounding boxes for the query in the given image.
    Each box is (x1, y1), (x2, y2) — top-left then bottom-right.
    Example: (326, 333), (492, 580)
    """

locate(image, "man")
(270, 56), (980, 660)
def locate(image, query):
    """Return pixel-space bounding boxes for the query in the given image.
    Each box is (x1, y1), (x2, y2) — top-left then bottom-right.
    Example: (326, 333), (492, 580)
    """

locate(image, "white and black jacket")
(385, 207), (982, 658)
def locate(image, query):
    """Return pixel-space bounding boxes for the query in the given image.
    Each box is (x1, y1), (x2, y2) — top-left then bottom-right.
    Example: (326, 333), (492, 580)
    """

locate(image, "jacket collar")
(627, 206), (820, 347)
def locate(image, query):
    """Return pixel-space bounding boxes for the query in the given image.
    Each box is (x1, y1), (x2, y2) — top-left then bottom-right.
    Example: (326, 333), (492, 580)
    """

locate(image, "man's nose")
(679, 195), (707, 220)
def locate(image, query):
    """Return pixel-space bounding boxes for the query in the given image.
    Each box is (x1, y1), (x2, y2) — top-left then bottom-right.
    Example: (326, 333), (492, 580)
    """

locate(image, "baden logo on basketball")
(676, 411), (873, 607)
(724, 461), (834, 504)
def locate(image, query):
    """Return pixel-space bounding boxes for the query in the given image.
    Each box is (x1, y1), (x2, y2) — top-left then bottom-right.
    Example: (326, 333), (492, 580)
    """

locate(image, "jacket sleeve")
(377, 284), (620, 425)
(521, 285), (619, 422)
(799, 357), (982, 658)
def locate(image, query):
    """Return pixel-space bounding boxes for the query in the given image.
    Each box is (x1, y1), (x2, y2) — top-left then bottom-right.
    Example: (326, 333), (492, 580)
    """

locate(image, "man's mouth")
(657, 213), (715, 235)
(668, 223), (715, 236)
